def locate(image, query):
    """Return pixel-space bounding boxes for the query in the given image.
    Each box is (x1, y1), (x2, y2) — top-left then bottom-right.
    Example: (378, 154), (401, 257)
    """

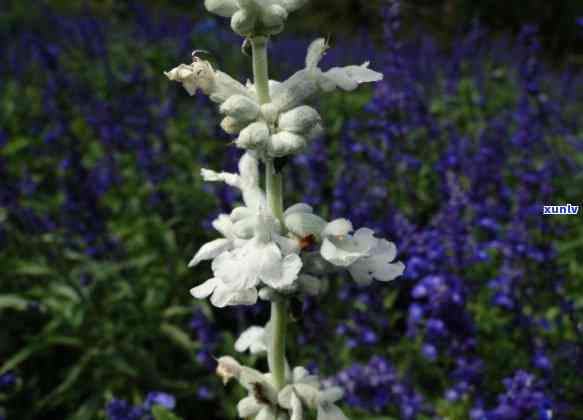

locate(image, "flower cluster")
(205, 0), (307, 36)
(165, 38), (383, 159)
(216, 356), (348, 420)
(188, 151), (404, 307)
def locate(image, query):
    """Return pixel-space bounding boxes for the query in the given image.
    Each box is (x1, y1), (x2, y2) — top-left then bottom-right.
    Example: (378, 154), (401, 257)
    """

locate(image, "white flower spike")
(168, 2), (403, 418)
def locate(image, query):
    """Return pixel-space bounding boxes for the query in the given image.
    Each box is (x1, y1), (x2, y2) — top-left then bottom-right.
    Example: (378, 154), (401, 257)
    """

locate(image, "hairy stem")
(252, 33), (288, 391)
(250, 36), (270, 105)
(268, 300), (288, 390)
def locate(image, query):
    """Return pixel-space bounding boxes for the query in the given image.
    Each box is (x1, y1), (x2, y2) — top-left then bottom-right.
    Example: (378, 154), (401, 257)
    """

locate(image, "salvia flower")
(166, 38), (382, 159)
(216, 357), (350, 420)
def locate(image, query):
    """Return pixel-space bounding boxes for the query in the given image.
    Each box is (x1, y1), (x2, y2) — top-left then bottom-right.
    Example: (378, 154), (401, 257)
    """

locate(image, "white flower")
(348, 237), (405, 285)
(205, 0), (308, 36)
(190, 277), (258, 307)
(320, 227), (377, 267)
(165, 57), (251, 104)
(270, 38), (383, 113)
(213, 229), (302, 292)
(164, 61), (215, 96)
(320, 226), (405, 285)
(284, 203), (326, 239)
(235, 324), (270, 354)
(278, 368), (349, 420)
(201, 152), (266, 210)
(188, 214), (237, 267)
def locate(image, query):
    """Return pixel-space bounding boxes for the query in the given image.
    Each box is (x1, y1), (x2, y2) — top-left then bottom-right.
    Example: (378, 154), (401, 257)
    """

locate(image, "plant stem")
(268, 300), (288, 390)
(250, 36), (270, 105)
(251, 34), (287, 391)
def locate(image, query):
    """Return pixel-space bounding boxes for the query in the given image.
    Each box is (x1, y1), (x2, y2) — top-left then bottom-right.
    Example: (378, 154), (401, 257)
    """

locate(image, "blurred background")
(1, 0), (582, 419)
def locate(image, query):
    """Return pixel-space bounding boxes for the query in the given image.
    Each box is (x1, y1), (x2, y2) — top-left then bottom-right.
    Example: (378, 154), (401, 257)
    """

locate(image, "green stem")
(250, 36), (270, 105)
(251, 34), (287, 391)
(268, 300), (287, 391)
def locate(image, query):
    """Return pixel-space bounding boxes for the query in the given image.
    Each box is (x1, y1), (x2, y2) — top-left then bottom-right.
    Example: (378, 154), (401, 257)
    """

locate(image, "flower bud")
(220, 95), (260, 121)
(268, 131), (306, 157)
(233, 217), (255, 239)
(278, 105), (321, 134)
(220, 116), (246, 134)
(231, 9), (257, 36)
(236, 121), (270, 149)
(285, 212), (326, 238)
(260, 102), (279, 125)
(164, 61), (216, 96)
(204, 0), (238, 17)
(216, 356), (241, 385)
(306, 122), (324, 140)
(280, 0), (309, 12)
(262, 5), (287, 33)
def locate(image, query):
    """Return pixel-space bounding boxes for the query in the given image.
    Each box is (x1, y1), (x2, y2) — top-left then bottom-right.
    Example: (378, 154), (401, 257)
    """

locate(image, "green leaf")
(1, 136), (28, 156)
(160, 323), (196, 353)
(0, 336), (82, 374)
(152, 406), (182, 420)
(11, 262), (53, 276)
(0, 295), (30, 311)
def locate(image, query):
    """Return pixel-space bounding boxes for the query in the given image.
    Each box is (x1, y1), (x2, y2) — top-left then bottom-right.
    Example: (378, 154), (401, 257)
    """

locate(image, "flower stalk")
(168, 2), (405, 418)
(253, 33), (288, 392)
(268, 300), (287, 391)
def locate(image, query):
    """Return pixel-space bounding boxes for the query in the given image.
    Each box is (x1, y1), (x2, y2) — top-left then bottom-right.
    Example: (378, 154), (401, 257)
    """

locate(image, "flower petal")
(285, 212), (327, 238)
(284, 203), (314, 217)
(188, 238), (232, 267)
(212, 214), (235, 239)
(320, 228), (375, 267)
(235, 326), (266, 354)
(190, 277), (220, 299)
(256, 406), (278, 420)
(204, 0), (239, 17)
(317, 403), (349, 420)
(305, 38), (328, 71)
(261, 252), (302, 290)
(321, 219), (353, 237)
(290, 390), (304, 420)
(348, 239), (405, 284)
(211, 286), (258, 307)
(237, 396), (263, 417)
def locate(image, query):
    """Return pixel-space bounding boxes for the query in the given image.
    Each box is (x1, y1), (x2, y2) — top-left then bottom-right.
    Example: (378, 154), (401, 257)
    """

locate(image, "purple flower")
(144, 392), (176, 410)
(106, 399), (144, 420)
(0, 371), (16, 391)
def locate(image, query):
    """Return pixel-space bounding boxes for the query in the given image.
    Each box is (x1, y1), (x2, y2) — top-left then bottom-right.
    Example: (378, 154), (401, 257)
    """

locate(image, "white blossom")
(270, 38), (383, 113)
(321, 226), (405, 285)
(205, 0), (308, 36)
(235, 324), (270, 354)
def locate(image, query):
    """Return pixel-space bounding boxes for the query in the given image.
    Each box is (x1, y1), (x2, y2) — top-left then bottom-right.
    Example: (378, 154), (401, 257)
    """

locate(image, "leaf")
(11, 262), (53, 276)
(0, 336), (82, 374)
(0, 295), (30, 311)
(163, 305), (194, 319)
(152, 406), (182, 420)
(160, 323), (197, 353)
(1, 136), (28, 156)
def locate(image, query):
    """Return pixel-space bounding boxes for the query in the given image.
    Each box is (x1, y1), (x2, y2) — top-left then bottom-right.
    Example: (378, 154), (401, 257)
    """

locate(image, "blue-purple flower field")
(1, 2), (582, 419)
